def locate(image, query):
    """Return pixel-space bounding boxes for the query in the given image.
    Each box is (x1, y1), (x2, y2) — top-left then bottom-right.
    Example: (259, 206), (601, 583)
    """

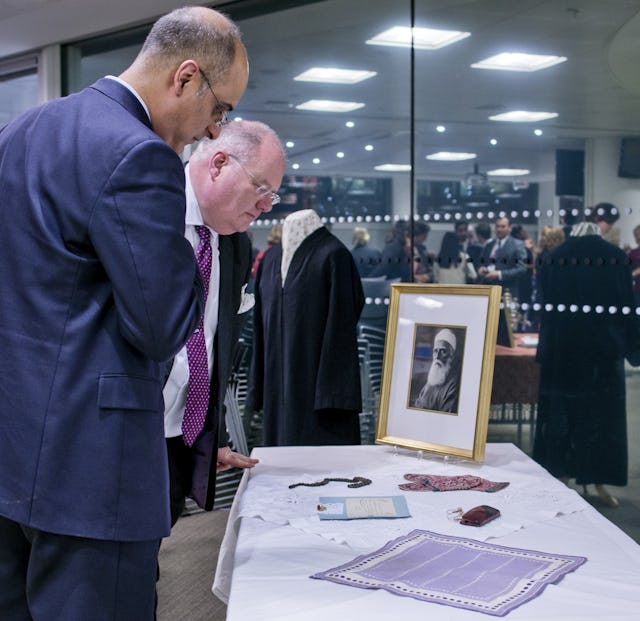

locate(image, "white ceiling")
(2, 0), (640, 183)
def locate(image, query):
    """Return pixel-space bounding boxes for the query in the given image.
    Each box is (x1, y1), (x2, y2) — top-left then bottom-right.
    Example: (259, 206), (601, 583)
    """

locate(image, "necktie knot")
(196, 225), (210, 246)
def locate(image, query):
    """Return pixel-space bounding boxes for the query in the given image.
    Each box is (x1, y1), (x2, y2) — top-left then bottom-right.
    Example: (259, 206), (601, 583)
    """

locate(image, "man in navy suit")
(164, 120), (286, 528)
(0, 6), (249, 620)
(477, 216), (527, 298)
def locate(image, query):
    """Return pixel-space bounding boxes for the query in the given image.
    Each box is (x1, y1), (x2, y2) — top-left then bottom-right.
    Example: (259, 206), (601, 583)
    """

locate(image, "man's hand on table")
(216, 446), (259, 473)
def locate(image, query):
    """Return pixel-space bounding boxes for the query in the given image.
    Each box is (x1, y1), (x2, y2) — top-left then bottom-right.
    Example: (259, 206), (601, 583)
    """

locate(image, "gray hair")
(192, 120), (285, 165)
(570, 222), (600, 237)
(139, 7), (242, 83)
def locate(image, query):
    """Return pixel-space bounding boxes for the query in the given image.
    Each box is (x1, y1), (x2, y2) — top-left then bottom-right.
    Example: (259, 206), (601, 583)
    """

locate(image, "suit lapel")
(214, 235), (235, 395)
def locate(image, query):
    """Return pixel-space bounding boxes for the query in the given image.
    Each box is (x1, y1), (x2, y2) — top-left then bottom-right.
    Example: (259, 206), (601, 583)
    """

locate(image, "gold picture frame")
(376, 283), (502, 462)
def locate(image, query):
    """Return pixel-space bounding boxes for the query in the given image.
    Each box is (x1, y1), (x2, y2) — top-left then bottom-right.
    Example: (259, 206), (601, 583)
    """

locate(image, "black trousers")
(0, 514), (158, 621)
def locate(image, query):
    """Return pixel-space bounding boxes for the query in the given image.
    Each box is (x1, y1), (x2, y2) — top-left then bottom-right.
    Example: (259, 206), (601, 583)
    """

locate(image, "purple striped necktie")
(182, 225), (212, 447)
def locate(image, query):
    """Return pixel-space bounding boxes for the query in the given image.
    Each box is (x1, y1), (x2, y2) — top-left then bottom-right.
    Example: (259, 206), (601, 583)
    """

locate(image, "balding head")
(120, 6), (249, 153)
(136, 6), (246, 81)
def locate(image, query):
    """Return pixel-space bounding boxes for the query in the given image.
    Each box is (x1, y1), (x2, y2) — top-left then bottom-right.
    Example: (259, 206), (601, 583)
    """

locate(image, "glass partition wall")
(0, 54), (39, 125)
(57, 1), (640, 477)
(60, 0), (640, 252)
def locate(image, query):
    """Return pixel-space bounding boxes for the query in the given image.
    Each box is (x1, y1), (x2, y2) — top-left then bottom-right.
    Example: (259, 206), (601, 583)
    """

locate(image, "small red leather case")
(460, 505), (501, 526)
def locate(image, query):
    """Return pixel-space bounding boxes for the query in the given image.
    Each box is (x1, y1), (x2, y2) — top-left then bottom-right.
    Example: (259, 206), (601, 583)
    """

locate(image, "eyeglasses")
(228, 154), (281, 206)
(198, 68), (231, 128)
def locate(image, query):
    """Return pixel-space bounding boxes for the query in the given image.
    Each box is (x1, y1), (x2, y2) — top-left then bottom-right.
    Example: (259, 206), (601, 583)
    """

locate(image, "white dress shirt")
(164, 164), (220, 438)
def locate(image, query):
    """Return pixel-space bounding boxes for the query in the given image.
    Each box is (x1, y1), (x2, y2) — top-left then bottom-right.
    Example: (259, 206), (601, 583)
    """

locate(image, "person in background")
(0, 7), (249, 620)
(467, 221), (492, 275)
(559, 209), (578, 240)
(510, 223), (535, 308)
(454, 219), (471, 253)
(433, 231), (477, 285)
(627, 224), (640, 307)
(351, 226), (382, 277)
(164, 121), (286, 530)
(534, 221), (640, 508)
(534, 225), (566, 304)
(252, 222), (282, 280)
(369, 219), (411, 281)
(411, 221), (434, 283)
(477, 216), (527, 298)
(590, 201), (621, 247)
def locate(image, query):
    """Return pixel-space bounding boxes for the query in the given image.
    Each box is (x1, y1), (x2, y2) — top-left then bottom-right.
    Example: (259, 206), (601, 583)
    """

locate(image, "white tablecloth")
(213, 444), (640, 620)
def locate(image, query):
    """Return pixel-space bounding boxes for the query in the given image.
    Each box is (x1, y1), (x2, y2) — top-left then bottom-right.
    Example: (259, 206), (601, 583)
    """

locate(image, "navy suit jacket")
(190, 232), (252, 511)
(0, 78), (203, 541)
(481, 236), (527, 290)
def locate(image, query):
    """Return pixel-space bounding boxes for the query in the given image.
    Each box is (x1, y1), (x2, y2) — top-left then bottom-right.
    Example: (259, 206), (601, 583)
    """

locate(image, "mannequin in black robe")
(247, 210), (364, 446)
(534, 222), (640, 506)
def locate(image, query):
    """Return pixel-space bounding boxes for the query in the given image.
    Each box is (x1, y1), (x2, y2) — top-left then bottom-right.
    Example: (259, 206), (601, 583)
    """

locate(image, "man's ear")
(174, 59), (199, 94)
(209, 151), (228, 180)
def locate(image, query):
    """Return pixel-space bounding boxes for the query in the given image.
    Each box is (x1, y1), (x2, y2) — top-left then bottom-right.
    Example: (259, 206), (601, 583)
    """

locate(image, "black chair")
(359, 276), (398, 330)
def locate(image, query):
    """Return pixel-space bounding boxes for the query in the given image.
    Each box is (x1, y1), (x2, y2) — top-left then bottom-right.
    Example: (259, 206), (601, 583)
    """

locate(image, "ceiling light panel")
(489, 110), (558, 122)
(374, 164), (412, 172)
(487, 168), (530, 176)
(296, 100), (365, 112)
(471, 52), (567, 72)
(366, 26), (470, 50)
(294, 67), (377, 84)
(426, 151), (477, 161)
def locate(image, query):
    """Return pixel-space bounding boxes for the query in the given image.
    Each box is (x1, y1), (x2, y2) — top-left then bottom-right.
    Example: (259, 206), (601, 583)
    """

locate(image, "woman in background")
(350, 226), (381, 278)
(432, 231), (476, 284)
(252, 222), (282, 280)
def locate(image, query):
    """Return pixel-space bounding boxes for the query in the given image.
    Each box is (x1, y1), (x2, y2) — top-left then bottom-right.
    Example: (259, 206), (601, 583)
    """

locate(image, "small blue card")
(317, 495), (410, 520)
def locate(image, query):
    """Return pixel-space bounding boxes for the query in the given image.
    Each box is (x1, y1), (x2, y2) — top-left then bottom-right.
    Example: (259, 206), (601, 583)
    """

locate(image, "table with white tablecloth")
(213, 444), (640, 620)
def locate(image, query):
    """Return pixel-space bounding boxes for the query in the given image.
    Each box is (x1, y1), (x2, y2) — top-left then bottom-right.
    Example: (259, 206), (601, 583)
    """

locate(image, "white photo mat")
(376, 284), (501, 461)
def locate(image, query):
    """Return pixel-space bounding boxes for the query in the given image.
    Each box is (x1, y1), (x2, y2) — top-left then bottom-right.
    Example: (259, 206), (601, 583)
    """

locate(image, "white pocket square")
(238, 286), (255, 314)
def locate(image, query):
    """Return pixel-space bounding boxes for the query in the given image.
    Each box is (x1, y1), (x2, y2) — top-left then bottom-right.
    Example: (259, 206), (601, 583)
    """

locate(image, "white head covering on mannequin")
(570, 221), (600, 237)
(280, 209), (323, 285)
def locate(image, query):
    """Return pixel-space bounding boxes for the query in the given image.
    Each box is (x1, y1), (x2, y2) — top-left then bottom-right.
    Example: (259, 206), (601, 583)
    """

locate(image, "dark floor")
(157, 368), (640, 621)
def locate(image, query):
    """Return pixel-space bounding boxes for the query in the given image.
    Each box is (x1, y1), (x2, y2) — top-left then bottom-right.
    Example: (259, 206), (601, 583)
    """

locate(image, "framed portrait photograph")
(376, 284), (502, 461)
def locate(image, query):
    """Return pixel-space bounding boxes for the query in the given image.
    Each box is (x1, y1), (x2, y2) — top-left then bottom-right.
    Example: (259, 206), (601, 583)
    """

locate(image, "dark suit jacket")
(190, 232), (252, 510)
(481, 236), (527, 295)
(0, 78), (203, 541)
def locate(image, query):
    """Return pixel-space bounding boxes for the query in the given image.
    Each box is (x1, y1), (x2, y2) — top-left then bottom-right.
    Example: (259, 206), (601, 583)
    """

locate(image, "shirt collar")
(185, 163), (218, 244)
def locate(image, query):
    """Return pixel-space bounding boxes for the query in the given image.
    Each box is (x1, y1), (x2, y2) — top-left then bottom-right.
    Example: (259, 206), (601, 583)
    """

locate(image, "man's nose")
(257, 198), (273, 213)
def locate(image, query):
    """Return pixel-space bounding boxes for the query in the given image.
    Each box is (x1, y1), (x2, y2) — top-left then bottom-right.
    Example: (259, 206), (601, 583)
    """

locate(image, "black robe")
(247, 227), (364, 446)
(534, 235), (639, 485)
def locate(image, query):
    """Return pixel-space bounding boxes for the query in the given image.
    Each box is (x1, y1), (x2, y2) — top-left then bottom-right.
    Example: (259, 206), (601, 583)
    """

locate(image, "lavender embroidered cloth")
(311, 529), (586, 617)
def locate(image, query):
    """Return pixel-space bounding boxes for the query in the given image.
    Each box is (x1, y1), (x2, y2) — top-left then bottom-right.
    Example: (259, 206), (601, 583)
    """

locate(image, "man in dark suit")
(0, 7), (249, 620)
(164, 120), (286, 527)
(477, 216), (527, 298)
(467, 221), (492, 276)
